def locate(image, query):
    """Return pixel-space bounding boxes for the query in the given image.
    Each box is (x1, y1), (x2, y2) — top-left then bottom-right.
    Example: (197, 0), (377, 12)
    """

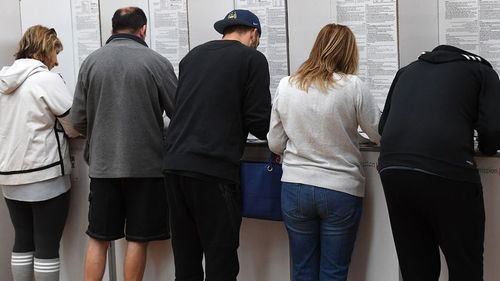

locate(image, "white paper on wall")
(70, 0), (101, 75)
(234, 0), (289, 99)
(438, 0), (500, 74)
(149, 0), (190, 74)
(332, 0), (399, 110)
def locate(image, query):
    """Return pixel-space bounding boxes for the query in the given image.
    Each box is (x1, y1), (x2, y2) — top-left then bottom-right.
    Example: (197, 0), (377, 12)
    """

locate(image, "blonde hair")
(290, 23), (358, 92)
(15, 25), (63, 66)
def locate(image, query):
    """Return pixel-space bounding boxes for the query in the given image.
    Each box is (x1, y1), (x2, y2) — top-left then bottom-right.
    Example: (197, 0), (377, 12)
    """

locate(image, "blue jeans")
(281, 182), (363, 281)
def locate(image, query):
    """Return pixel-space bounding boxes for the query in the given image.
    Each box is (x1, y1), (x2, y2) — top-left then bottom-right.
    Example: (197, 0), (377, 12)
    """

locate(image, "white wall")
(349, 152), (400, 281)
(288, 0), (441, 71)
(287, 0), (332, 73)
(398, 0), (439, 67)
(186, 0), (233, 48)
(19, 0), (77, 91)
(0, 2), (22, 280)
(62, 140), (93, 281)
(0, 1), (21, 66)
(479, 157), (500, 281)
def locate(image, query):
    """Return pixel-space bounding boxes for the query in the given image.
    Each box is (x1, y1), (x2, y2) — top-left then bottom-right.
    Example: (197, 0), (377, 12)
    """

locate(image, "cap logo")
(228, 11), (237, 20)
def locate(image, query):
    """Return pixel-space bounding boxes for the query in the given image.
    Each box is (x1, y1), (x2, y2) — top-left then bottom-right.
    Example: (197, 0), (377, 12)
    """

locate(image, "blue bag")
(240, 154), (283, 221)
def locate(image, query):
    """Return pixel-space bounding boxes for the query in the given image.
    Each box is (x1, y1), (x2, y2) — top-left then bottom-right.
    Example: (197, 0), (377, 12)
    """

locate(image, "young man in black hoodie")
(163, 9), (271, 281)
(378, 45), (500, 281)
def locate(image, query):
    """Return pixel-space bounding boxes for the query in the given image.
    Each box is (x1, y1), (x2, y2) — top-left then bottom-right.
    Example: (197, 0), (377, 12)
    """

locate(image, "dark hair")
(112, 7), (147, 34)
(223, 25), (255, 36)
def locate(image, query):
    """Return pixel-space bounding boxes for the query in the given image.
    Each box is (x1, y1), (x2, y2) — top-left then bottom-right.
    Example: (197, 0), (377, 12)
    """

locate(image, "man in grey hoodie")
(70, 7), (177, 281)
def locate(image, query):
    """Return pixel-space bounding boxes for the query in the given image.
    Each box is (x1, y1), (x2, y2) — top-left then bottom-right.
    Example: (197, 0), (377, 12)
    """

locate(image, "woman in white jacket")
(267, 24), (380, 281)
(0, 25), (79, 281)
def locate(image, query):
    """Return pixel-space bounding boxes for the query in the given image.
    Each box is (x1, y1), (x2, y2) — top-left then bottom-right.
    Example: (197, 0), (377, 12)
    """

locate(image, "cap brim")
(214, 19), (256, 34)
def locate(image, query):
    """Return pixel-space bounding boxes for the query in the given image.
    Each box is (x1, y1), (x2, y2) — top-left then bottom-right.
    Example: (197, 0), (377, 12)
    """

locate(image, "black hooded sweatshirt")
(378, 45), (500, 183)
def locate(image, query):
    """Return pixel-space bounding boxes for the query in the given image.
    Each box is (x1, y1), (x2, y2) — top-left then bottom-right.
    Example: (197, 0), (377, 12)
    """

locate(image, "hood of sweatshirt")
(0, 59), (47, 95)
(418, 45), (492, 68)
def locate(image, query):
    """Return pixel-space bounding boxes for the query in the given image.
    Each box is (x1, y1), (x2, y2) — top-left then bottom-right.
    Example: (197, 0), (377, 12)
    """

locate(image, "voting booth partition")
(1, 0), (500, 280)
(0, 2), (21, 281)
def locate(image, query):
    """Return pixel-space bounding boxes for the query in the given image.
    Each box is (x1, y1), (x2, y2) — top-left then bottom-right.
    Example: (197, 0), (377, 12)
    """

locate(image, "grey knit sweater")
(71, 34), (177, 178)
(267, 75), (380, 197)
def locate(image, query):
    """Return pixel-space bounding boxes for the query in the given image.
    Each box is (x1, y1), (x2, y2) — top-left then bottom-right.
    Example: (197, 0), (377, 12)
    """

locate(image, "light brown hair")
(290, 23), (359, 92)
(15, 25), (63, 66)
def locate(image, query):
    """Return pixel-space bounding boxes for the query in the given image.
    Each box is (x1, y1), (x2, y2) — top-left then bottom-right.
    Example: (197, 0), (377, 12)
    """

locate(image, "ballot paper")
(149, 0), (190, 75)
(331, 0), (399, 110)
(235, 0), (289, 100)
(71, 0), (102, 74)
(438, 0), (500, 73)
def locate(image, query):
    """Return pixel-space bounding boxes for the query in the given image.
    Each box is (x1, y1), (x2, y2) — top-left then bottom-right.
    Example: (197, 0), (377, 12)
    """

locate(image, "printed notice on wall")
(149, 0), (190, 74)
(332, 0), (399, 109)
(71, 0), (101, 74)
(438, 0), (500, 73)
(235, 0), (289, 98)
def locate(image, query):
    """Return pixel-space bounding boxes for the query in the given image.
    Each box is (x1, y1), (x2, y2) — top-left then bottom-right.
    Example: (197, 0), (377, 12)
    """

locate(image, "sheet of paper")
(332, 0), (399, 109)
(149, 0), (190, 74)
(71, 0), (102, 74)
(235, 0), (289, 99)
(439, 0), (500, 73)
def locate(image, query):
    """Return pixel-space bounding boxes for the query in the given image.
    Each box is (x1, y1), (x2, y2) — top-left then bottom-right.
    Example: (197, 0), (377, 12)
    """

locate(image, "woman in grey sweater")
(267, 23), (380, 281)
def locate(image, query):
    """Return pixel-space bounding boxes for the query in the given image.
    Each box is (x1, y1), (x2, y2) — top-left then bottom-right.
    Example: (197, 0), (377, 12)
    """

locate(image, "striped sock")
(11, 252), (34, 281)
(34, 258), (60, 281)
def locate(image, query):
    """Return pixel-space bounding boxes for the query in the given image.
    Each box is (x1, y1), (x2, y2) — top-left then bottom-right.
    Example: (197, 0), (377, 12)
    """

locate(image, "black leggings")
(5, 191), (70, 259)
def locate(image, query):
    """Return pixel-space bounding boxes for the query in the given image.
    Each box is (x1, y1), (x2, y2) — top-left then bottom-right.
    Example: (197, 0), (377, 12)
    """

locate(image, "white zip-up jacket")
(0, 59), (77, 185)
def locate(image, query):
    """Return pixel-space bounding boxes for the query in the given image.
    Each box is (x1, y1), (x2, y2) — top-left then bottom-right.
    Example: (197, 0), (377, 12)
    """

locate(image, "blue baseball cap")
(214, 9), (261, 35)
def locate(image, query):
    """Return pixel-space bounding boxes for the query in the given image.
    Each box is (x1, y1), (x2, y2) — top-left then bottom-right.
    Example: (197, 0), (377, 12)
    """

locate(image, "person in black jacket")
(378, 45), (500, 281)
(163, 9), (271, 281)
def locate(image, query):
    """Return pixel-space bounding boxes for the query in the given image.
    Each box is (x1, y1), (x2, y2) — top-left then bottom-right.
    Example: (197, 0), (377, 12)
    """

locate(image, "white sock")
(34, 258), (60, 281)
(11, 252), (34, 281)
